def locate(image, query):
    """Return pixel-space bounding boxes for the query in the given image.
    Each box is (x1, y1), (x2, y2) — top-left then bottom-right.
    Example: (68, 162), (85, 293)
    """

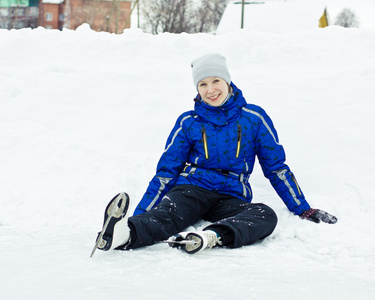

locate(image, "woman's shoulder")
(241, 103), (268, 118)
(175, 110), (198, 125)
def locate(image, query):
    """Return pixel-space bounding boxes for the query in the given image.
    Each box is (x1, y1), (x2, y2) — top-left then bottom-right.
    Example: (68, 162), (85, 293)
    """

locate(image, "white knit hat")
(191, 53), (231, 90)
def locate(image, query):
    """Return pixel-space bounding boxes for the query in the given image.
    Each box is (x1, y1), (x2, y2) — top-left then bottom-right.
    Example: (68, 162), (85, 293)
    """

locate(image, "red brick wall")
(39, 3), (64, 30)
(67, 0), (132, 34)
(38, 0), (132, 33)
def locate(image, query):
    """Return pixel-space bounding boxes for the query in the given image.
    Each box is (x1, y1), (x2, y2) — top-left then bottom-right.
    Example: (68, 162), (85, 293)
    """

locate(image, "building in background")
(1, 0), (133, 32)
(65, 0), (133, 33)
(38, 0), (133, 33)
(38, 0), (64, 30)
(0, 0), (39, 29)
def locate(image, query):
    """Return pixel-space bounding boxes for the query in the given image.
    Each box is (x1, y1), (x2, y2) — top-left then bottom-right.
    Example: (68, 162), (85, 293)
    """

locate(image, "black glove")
(300, 208), (337, 224)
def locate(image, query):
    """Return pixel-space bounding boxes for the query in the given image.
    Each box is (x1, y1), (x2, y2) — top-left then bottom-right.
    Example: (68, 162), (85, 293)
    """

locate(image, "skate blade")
(90, 233), (105, 258)
(90, 193), (124, 258)
(162, 240), (198, 245)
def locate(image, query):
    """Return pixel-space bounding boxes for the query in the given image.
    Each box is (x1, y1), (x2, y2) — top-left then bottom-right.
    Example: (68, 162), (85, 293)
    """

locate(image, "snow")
(217, 0), (375, 34)
(1, 7), (375, 300)
(41, 0), (64, 4)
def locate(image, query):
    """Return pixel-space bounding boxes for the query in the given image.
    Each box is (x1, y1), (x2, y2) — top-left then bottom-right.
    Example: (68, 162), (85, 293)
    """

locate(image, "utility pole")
(241, 0), (245, 28)
(235, 1), (264, 29)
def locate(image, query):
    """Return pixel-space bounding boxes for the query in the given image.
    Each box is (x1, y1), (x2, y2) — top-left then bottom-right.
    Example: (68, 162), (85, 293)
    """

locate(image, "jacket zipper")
(236, 124), (242, 158)
(290, 173), (302, 196)
(201, 127), (209, 159)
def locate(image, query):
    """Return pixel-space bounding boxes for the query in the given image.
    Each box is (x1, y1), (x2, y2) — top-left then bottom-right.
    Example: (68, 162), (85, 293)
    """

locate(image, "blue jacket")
(134, 83), (310, 216)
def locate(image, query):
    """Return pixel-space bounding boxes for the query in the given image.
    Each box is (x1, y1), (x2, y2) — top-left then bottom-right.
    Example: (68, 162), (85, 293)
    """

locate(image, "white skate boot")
(166, 230), (222, 254)
(90, 192), (131, 257)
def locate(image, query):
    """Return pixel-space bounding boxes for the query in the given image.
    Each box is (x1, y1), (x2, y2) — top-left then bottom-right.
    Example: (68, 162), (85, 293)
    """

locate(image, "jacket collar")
(194, 82), (247, 126)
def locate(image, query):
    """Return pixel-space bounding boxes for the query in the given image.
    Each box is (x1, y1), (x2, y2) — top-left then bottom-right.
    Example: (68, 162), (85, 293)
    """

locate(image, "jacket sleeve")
(254, 107), (310, 215)
(133, 113), (193, 215)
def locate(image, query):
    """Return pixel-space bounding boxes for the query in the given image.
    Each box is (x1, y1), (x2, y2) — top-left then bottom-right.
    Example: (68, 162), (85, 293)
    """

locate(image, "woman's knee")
(252, 203), (278, 228)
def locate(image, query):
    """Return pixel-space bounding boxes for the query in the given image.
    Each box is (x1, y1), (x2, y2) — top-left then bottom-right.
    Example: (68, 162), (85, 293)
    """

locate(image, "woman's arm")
(133, 112), (194, 215)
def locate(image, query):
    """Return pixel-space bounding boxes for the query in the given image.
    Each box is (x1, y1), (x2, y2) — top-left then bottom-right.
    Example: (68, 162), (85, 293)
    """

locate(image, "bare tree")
(334, 8), (360, 28)
(140, 0), (228, 34)
(140, 0), (189, 34)
(194, 0), (227, 33)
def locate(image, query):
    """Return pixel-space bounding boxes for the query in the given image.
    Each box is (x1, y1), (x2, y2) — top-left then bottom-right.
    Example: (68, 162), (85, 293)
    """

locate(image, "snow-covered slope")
(217, 0), (375, 34)
(1, 22), (374, 299)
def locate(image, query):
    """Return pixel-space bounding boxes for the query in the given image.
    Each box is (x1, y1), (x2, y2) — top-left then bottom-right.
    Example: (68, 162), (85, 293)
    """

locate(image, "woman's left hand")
(300, 208), (338, 224)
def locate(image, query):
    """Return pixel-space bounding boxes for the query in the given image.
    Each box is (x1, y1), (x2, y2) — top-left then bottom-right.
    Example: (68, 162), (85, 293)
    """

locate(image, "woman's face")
(198, 77), (229, 107)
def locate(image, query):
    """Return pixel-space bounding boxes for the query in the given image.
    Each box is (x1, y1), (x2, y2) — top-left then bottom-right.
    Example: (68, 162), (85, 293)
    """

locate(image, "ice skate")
(90, 192), (131, 257)
(165, 230), (222, 254)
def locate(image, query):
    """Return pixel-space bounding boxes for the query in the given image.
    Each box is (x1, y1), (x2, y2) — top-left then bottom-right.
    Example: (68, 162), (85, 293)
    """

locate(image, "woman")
(92, 53), (337, 256)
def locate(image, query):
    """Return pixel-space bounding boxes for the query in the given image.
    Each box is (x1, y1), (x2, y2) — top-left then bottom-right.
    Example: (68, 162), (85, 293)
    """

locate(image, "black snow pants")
(126, 185), (278, 249)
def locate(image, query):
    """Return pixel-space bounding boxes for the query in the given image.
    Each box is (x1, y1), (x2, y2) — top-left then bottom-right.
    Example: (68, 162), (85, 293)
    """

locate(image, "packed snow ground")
(1, 16), (375, 300)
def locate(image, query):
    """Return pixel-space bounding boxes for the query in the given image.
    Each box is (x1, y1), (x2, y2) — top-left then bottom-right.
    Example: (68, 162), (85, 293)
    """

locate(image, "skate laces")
(204, 230), (222, 249)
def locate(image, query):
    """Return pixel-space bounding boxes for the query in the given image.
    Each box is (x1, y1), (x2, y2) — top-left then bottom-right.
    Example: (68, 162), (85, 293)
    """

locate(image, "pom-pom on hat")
(191, 53), (231, 90)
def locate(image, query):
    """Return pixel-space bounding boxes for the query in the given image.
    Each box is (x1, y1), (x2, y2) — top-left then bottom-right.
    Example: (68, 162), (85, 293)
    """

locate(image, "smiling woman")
(192, 53), (232, 107)
(93, 52), (337, 257)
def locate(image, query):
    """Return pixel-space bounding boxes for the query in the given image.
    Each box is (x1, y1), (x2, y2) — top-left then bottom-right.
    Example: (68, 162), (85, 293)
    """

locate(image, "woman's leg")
(203, 197), (278, 248)
(125, 185), (216, 249)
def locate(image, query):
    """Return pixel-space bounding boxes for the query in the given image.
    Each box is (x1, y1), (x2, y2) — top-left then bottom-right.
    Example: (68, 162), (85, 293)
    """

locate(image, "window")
(0, 21), (9, 29)
(16, 8), (25, 16)
(14, 21), (25, 29)
(45, 12), (53, 21)
(0, 8), (9, 17)
(29, 7), (39, 17)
